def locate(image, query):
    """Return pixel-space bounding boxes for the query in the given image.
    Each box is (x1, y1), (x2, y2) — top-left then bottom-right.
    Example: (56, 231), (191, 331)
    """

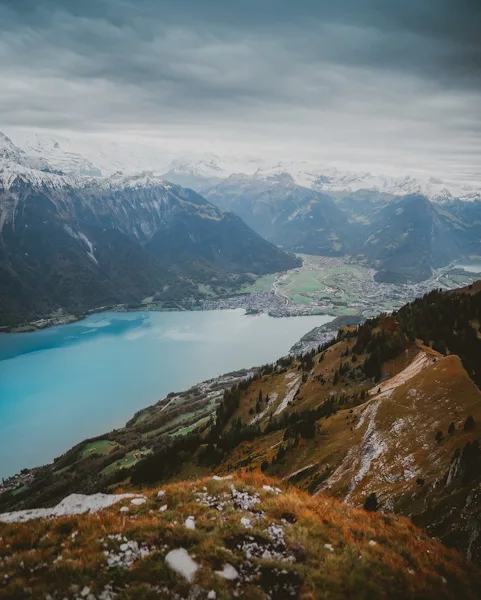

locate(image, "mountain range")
(0, 134), (298, 326)
(8, 131), (480, 202)
(202, 172), (481, 283)
(6, 131), (480, 285)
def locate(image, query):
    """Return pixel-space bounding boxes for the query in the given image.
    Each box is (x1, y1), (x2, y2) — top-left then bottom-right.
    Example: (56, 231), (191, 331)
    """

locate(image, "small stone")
(215, 563), (239, 580)
(159, 504), (168, 512)
(131, 497), (146, 506)
(207, 591), (216, 599)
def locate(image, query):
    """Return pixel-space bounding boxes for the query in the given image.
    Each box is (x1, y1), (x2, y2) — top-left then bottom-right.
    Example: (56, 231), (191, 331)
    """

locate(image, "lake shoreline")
(0, 309), (334, 479)
(2, 298), (334, 335)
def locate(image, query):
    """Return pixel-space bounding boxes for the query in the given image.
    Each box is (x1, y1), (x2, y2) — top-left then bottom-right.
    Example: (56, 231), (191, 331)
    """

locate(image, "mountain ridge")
(0, 135), (299, 326)
(2, 473), (481, 599)
(6, 130), (481, 202)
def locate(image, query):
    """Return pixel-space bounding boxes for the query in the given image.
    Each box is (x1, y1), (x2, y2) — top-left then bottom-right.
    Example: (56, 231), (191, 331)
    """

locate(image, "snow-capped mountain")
(0, 132), (51, 172)
(5, 129), (480, 202)
(0, 134), (298, 326)
(165, 157), (481, 203)
(253, 162), (481, 203)
(11, 132), (102, 177)
(6, 130), (173, 178)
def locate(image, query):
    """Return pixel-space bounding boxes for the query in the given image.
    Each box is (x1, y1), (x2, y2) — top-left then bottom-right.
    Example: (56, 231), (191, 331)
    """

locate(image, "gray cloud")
(1, 1), (480, 180)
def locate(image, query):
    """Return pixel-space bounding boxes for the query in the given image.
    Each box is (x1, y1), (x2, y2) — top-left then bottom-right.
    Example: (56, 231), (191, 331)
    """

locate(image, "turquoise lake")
(0, 309), (332, 479)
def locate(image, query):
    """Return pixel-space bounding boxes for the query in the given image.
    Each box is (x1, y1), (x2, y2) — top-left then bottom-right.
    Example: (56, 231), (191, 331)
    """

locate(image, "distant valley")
(7, 131), (481, 289)
(194, 171), (481, 285)
(0, 133), (298, 327)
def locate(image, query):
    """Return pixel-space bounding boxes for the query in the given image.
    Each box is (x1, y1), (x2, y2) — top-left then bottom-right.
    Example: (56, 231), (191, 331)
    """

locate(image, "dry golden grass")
(1, 473), (480, 600)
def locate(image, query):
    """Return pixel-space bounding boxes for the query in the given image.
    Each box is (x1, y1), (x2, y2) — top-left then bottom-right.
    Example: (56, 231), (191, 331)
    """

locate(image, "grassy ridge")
(2, 474), (481, 599)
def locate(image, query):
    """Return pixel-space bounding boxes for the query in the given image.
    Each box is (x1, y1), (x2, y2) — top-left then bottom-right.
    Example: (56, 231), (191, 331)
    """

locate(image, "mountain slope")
(2, 283), (481, 564)
(2, 474), (481, 600)
(204, 173), (354, 255)
(6, 133), (481, 285)
(162, 159), (481, 283)
(0, 136), (299, 326)
(205, 174), (481, 283)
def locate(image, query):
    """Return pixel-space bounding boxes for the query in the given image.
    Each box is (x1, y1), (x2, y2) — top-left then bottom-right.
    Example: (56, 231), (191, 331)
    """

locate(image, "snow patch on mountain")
(65, 226), (98, 264)
(0, 493), (144, 523)
(9, 131), (102, 176)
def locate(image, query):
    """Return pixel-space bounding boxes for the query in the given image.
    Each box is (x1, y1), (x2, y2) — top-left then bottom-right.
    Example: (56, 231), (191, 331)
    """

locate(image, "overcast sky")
(1, 0), (480, 180)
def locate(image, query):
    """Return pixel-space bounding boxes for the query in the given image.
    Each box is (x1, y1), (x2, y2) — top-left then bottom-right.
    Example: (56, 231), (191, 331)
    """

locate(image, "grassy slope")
(2, 474), (481, 600)
(207, 330), (481, 558)
(3, 283), (481, 566)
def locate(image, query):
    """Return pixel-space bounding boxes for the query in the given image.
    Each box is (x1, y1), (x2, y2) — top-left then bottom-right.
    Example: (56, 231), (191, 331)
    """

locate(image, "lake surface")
(0, 309), (332, 479)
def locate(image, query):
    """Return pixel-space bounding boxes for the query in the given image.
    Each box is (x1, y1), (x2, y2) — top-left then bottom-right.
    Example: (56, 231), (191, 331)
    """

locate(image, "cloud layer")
(1, 1), (480, 179)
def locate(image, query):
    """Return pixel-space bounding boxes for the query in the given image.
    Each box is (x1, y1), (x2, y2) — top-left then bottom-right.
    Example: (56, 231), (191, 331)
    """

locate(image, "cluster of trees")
(130, 433), (202, 485)
(450, 438), (481, 486)
(396, 287), (481, 387)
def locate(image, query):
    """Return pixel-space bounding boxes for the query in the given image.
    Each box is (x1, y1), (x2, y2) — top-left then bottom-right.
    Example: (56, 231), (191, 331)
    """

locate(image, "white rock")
(165, 548), (199, 583)
(159, 505), (168, 512)
(81, 587), (90, 597)
(119, 507), (129, 513)
(157, 490), (165, 498)
(207, 591), (216, 599)
(241, 517), (252, 529)
(324, 543), (334, 552)
(0, 493), (139, 523)
(215, 563), (239, 580)
(131, 498), (146, 506)
(185, 516), (196, 530)
(212, 475), (233, 481)
(368, 540), (377, 546)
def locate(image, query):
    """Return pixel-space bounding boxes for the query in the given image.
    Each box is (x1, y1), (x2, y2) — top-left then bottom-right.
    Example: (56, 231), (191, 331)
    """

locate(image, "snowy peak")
(163, 156), (481, 202)
(5, 130), (173, 177)
(248, 162), (480, 202)
(0, 132), (51, 172)
(12, 132), (103, 177)
(105, 170), (173, 191)
(3, 130), (480, 201)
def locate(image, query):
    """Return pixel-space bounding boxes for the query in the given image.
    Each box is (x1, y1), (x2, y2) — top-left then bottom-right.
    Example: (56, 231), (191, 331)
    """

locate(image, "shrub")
(363, 492), (378, 512)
